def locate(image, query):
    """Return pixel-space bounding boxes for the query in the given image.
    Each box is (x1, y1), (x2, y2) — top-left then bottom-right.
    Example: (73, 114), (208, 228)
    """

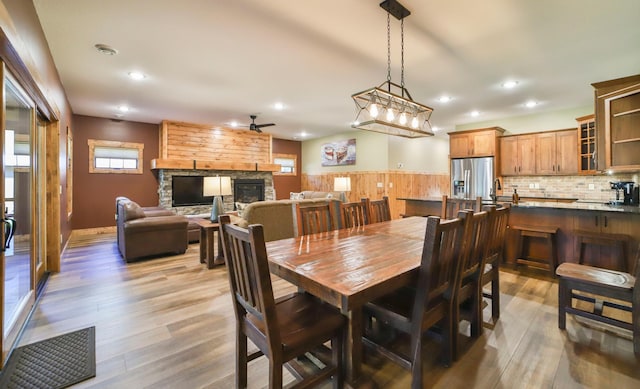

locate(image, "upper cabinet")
(449, 127), (505, 158)
(576, 114), (596, 175)
(500, 135), (536, 176)
(535, 129), (578, 175)
(592, 74), (640, 172)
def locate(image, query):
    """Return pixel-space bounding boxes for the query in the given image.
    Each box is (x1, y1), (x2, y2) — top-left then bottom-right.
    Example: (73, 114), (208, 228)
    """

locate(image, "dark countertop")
(397, 197), (640, 214)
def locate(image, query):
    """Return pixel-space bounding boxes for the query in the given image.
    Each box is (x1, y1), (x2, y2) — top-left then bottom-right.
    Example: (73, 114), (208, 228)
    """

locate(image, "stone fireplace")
(157, 169), (274, 215)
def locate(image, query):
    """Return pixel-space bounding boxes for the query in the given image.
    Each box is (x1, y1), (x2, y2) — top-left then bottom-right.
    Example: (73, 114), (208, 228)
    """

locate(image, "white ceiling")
(33, 0), (640, 140)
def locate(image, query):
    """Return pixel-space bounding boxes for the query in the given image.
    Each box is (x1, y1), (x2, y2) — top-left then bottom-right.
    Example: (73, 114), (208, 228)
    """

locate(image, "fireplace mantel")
(151, 158), (280, 172)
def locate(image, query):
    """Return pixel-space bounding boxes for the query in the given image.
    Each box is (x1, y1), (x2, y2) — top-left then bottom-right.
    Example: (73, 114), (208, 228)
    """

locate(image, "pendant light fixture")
(351, 0), (434, 138)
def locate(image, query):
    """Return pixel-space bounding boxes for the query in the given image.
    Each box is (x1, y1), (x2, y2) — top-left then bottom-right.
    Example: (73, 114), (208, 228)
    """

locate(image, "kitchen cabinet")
(535, 129), (578, 175)
(592, 74), (640, 171)
(500, 134), (535, 176)
(577, 114), (596, 174)
(449, 127), (504, 158)
(573, 211), (636, 272)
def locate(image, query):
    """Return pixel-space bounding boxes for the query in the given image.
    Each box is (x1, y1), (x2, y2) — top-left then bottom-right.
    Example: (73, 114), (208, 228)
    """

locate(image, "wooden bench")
(511, 225), (558, 276)
(556, 257), (639, 355)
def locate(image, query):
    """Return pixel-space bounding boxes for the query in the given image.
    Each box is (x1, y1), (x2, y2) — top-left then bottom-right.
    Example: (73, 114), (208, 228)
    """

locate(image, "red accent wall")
(272, 139), (302, 199)
(72, 115), (160, 229)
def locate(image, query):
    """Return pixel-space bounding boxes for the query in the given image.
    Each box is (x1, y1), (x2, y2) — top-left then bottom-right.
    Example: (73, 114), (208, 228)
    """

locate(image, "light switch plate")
(377, 182), (383, 188)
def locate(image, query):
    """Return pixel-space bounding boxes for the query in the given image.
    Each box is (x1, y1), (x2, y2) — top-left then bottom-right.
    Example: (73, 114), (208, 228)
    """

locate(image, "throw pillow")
(235, 202), (249, 217)
(123, 201), (146, 221)
(289, 192), (305, 200)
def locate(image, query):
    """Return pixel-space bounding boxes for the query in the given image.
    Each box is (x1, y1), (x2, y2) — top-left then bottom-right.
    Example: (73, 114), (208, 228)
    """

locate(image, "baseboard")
(71, 226), (117, 237)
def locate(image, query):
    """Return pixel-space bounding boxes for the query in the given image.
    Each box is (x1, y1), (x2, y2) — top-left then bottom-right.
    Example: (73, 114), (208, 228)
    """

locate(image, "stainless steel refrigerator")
(450, 157), (494, 200)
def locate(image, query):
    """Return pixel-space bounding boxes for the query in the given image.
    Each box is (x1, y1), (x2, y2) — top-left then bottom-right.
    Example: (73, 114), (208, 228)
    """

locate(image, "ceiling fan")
(247, 115), (275, 133)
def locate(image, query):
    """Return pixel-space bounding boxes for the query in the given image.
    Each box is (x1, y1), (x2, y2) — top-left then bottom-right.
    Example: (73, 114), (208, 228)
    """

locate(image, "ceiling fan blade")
(255, 123), (275, 128)
(254, 127), (262, 133)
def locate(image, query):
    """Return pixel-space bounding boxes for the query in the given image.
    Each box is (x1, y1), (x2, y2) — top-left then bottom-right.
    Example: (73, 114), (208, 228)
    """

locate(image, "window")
(273, 153), (297, 176)
(88, 139), (143, 174)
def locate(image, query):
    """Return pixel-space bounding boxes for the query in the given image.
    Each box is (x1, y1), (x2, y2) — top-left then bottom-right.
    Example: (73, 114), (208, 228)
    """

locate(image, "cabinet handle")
(552, 165), (555, 171)
(604, 216), (608, 228)
(595, 216), (598, 227)
(519, 166), (521, 172)
(557, 164), (560, 172)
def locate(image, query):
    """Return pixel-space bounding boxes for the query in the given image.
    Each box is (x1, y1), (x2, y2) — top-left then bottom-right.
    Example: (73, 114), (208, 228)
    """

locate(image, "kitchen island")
(399, 197), (640, 272)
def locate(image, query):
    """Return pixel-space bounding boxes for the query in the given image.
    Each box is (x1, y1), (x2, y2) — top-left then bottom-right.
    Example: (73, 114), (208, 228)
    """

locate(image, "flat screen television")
(172, 176), (213, 206)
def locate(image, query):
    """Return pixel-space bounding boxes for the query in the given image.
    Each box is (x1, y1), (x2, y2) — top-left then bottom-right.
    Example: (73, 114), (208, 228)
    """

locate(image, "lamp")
(203, 176), (232, 222)
(334, 176), (351, 202)
(352, 0), (434, 138)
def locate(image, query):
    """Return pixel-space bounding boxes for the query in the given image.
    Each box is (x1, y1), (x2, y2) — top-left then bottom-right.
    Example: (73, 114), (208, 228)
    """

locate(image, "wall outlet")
(377, 182), (383, 188)
(389, 182), (393, 188)
(529, 183), (534, 189)
(397, 162), (404, 168)
(588, 183), (595, 190)
(534, 183), (540, 189)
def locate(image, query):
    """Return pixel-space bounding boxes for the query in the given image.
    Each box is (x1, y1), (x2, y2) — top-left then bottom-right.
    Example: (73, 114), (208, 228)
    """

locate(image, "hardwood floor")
(17, 232), (640, 388)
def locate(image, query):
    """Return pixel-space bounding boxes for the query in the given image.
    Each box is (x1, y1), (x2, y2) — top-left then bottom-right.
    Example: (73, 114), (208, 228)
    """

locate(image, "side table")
(193, 218), (225, 268)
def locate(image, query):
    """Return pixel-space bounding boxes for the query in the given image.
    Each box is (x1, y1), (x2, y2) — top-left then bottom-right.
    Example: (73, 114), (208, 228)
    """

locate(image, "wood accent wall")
(302, 171), (450, 219)
(159, 120), (272, 163)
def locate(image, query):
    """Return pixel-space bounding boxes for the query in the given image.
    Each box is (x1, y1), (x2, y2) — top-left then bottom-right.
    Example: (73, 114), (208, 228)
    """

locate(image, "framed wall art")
(321, 138), (356, 166)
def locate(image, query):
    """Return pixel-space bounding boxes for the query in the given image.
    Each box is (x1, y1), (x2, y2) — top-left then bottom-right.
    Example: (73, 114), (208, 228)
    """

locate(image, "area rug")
(0, 327), (96, 389)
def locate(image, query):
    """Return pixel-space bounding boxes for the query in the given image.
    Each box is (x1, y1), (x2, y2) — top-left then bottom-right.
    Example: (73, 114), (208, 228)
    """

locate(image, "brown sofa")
(116, 198), (188, 262)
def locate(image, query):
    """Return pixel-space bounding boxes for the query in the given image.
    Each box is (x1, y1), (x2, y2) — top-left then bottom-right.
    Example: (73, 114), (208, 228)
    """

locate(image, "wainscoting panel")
(302, 171), (449, 219)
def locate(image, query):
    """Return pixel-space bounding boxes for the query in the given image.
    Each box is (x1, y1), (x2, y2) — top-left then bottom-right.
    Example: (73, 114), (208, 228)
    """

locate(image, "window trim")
(273, 153), (297, 176)
(88, 139), (144, 174)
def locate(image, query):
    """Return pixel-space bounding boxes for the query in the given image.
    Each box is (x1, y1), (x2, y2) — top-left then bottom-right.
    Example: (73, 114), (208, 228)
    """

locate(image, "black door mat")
(0, 327), (96, 389)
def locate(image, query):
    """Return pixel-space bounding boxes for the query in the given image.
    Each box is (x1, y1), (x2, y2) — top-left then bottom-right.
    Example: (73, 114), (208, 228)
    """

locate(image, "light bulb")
(369, 103), (379, 118)
(411, 116), (419, 129)
(386, 107), (395, 121)
(399, 112), (407, 125)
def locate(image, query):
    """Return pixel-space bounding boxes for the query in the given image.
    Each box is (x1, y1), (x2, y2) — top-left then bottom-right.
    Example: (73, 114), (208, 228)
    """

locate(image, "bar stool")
(574, 229), (629, 272)
(511, 225), (558, 276)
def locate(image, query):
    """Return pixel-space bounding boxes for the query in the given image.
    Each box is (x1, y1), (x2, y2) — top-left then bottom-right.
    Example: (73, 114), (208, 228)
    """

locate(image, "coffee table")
(193, 218), (225, 268)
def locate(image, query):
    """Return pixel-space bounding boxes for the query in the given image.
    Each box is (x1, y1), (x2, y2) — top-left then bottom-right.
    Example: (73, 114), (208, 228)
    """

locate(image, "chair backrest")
(482, 204), (511, 264)
(411, 215), (467, 324)
(218, 215), (281, 348)
(340, 199), (369, 228)
(295, 202), (337, 235)
(456, 209), (491, 282)
(441, 195), (482, 220)
(368, 196), (391, 224)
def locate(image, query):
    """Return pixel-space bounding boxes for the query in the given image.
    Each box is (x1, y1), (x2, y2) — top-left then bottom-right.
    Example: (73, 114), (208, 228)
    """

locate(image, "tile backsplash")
(502, 173), (639, 202)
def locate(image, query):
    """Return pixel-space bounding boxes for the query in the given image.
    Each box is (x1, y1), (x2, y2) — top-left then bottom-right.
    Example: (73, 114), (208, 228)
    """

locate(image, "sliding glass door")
(1, 66), (40, 361)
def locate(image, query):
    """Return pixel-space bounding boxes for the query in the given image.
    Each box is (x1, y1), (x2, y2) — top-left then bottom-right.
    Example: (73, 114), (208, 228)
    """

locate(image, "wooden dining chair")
(481, 204), (511, 321)
(218, 215), (347, 388)
(362, 215), (467, 389)
(340, 199), (369, 228)
(453, 209), (491, 358)
(368, 196), (391, 224)
(441, 195), (482, 220)
(294, 203), (337, 236)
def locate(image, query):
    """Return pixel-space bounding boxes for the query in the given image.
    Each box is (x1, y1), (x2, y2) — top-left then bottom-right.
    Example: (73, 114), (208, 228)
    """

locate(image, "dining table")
(265, 216), (429, 385)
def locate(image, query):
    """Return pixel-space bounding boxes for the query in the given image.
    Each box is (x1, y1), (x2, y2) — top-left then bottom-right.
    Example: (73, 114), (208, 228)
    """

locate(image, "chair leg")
(558, 279), (568, 330)
(491, 269), (500, 319)
(237, 330), (248, 389)
(269, 357), (283, 389)
(471, 281), (482, 339)
(410, 338), (423, 389)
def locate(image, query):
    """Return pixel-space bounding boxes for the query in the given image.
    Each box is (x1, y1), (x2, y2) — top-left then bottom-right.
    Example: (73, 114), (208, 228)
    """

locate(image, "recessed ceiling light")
(274, 102), (285, 110)
(525, 100), (537, 108)
(438, 96), (452, 103)
(95, 43), (118, 55)
(300, 131), (308, 137)
(501, 80), (518, 89)
(470, 110), (480, 117)
(117, 105), (129, 113)
(432, 126), (440, 132)
(128, 71), (146, 80)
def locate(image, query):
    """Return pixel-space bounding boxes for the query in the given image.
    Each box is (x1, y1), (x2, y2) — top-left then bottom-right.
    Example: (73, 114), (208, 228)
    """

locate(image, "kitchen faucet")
(490, 178), (502, 203)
